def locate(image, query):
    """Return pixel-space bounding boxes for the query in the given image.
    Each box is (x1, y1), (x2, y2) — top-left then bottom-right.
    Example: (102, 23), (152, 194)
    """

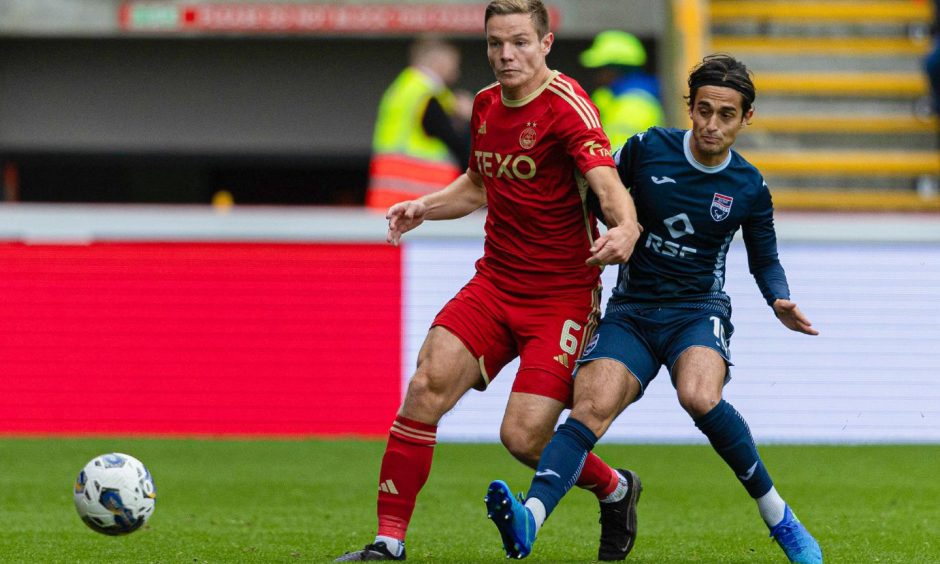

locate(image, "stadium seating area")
(707, 0), (938, 211)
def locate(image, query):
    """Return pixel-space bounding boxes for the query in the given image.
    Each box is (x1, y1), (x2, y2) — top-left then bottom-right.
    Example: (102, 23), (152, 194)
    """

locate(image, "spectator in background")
(926, 0), (940, 115)
(922, 0), (940, 198)
(365, 36), (473, 210)
(579, 30), (665, 149)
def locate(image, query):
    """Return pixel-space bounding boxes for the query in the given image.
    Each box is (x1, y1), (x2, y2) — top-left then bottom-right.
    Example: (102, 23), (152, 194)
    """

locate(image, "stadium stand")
(704, 0), (939, 211)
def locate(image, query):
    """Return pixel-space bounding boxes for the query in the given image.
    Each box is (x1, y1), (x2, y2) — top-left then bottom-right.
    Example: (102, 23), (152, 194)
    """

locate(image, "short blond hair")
(484, 0), (550, 38)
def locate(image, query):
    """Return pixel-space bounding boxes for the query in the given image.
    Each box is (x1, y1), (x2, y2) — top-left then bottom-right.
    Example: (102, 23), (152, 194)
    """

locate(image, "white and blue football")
(73, 453), (156, 535)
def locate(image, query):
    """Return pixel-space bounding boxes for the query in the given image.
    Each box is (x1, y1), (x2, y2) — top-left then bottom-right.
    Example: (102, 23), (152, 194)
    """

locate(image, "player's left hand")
(386, 199), (428, 246)
(773, 299), (819, 335)
(586, 223), (642, 266)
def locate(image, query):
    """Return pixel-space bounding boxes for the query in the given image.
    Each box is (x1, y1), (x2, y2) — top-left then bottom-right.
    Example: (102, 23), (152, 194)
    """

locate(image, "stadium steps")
(748, 115), (937, 134)
(754, 72), (927, 97)
(709, 1), (931, 23)
(705, 0), (939, 211)
(745, 150), (939, 176)
(711, 36), (931, 56)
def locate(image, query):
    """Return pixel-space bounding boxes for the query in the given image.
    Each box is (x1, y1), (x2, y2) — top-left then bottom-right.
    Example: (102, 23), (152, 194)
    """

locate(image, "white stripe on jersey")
(551, 78), (601, 127)
(547, 78), (601, 129)
(547, 83), (597, 128)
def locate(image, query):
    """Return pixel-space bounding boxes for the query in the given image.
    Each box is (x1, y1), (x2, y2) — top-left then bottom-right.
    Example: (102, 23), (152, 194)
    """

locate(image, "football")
(73, 453), (156, 535)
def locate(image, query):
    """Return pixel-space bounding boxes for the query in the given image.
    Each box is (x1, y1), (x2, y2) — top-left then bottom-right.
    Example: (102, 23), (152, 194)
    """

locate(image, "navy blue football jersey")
(610, 127), (789, 309)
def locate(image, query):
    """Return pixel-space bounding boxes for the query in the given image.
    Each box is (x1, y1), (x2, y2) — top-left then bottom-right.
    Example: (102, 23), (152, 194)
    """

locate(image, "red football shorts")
(432, 273), (601, 403)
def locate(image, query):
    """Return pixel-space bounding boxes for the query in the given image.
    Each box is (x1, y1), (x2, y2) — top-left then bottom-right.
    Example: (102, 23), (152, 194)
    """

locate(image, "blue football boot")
(769, 505), (823, 564)
(484, 480), (536, 559)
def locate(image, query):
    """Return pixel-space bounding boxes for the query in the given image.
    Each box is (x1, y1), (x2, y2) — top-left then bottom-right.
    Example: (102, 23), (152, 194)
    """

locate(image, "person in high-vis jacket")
(366, 37), (472, 210)
(580, 30), (665, 149)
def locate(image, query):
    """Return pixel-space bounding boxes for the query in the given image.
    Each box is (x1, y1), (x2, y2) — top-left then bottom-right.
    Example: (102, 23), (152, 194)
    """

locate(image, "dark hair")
(485, 0), (550, 39)
(686, 54), (756, 114)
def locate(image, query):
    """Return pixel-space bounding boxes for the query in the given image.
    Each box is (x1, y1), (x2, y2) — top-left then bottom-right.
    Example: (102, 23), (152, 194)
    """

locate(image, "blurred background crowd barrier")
(0, 206), (937, 443)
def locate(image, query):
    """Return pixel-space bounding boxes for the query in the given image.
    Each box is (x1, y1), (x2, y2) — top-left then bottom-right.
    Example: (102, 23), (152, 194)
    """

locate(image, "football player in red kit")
(337, 1), (642, 561)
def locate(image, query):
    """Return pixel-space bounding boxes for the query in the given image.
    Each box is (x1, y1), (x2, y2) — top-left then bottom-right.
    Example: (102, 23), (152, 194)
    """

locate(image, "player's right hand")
(386, 200), (428, 246)
(586, 223), (642, 266)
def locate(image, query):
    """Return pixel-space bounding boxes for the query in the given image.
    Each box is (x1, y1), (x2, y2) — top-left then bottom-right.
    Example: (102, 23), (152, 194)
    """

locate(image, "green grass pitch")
(0, 438), (936, 563)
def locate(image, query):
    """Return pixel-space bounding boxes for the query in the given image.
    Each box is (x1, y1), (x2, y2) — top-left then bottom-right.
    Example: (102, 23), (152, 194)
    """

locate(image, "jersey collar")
(502, 70), (560, 107)
(683, 130), (732, 174)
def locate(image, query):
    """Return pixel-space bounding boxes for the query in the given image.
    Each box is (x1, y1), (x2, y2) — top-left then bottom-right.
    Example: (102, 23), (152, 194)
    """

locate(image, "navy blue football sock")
(694, 399), (774, 498)
(526, 417), (598, 520)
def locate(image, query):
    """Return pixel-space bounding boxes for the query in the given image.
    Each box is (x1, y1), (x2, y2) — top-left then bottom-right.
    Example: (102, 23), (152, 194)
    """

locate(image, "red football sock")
(376, 415), (437, 540)
(575, 452), (621, 499)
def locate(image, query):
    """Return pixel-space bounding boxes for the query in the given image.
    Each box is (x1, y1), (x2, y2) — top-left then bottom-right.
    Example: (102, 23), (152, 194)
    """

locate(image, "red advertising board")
(0, 242), (401, 437)
(119, 2), (561, 33)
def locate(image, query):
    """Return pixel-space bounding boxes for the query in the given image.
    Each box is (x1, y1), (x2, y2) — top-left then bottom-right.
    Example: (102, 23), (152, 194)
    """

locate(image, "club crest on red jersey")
(519, 122), (537, 149)
(710, 193), (733, 221)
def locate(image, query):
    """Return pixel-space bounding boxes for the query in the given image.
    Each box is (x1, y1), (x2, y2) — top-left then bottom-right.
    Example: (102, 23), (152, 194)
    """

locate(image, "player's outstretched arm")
(584, 166), (642, 266)
(386, 170), (486, 245)
(772, 299), (819, 336)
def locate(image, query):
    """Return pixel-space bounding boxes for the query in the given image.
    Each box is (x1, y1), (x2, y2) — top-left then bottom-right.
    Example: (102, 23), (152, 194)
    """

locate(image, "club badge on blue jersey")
(710, 193), (733, 221)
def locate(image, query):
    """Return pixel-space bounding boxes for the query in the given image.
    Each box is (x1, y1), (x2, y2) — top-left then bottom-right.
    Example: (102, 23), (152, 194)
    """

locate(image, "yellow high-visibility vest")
(367, 66), (463, 210)
(592, 87), (665, 150)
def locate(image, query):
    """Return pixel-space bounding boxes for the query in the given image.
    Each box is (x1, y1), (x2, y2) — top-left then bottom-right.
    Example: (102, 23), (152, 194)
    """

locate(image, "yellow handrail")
(672, 0), (708, 127)
(711, 36), (930, 56)
(710, 1), (931, 23)
(748, 115), (938, 134)
(755, 72), (928, 97)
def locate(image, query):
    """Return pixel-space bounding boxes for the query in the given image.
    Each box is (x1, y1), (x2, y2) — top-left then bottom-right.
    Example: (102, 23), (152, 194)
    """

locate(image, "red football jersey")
(469, 71), (615, 294)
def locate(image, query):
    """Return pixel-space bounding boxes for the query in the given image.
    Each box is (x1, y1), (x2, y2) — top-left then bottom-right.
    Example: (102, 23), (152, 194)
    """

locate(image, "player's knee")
(570, 400), (616, 437)
(677, 389), (721, 418)
(403, 369), (454, 416)
(499, 426), (545, 467)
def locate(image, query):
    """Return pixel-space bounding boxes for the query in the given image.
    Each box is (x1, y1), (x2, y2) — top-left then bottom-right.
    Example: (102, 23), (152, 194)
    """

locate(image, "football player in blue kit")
(484, 54), (823, 563)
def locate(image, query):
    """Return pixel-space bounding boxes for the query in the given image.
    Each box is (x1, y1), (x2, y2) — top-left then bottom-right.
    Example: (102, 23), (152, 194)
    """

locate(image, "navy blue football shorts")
(574, 304), (734, 398)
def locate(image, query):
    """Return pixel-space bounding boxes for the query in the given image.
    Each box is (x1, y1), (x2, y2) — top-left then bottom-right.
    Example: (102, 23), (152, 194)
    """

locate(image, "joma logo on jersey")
(474, 151), (536, 180)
